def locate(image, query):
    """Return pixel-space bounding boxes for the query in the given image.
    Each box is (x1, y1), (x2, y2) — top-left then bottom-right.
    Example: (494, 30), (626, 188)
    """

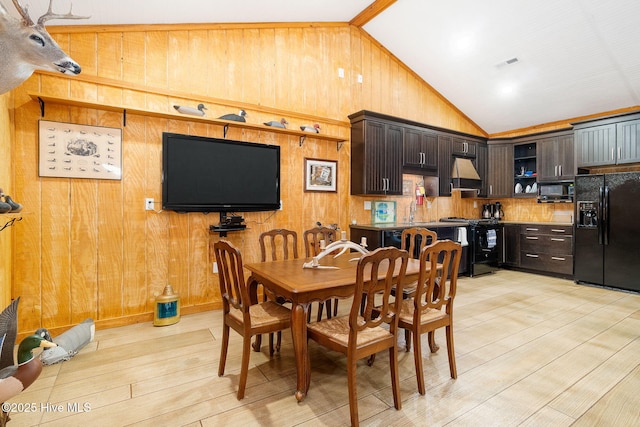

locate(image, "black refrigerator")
(574, 172), (640, 292)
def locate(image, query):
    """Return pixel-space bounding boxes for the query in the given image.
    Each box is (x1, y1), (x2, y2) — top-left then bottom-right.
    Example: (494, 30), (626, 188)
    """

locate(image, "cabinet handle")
(612, 147), (615, 160)
(554, 165), (558, 176)
(618, 146), (621, 160)
(490, 184), (493, 195)
(525, 253), (539, 258)
(559, 164), (562, 176)
(551, 229), (566, 233)
(421, 152), (425, 165)
(525, 227), (539, 231)
(525, 236), (539, 240)
(551, 256), (566, 261)
(550, 238), (565, 242)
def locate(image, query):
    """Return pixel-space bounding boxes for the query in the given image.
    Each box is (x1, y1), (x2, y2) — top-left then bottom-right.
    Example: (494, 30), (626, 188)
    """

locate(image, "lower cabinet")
(502, 224), (520, 267)
(519, 224), (573, 277)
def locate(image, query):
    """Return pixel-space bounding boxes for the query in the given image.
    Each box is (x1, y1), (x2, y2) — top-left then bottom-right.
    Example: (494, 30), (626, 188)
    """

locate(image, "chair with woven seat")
(307, 246), (408, 427)
(398, 239), (462, 395)
(398, 227), (438, 352)
(214, 239), (291, 400)
(303, 226), (339, 321)
(253, 228), (298, 352)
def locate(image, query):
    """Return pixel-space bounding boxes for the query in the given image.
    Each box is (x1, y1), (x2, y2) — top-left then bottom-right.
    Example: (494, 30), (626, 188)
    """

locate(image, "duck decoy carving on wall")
(0, 0), (90, 95)
(173, 103), (207, 116)
(263, 118), (288, 128)
(218, 109), (247, 122)
(300, 123), (321, 133)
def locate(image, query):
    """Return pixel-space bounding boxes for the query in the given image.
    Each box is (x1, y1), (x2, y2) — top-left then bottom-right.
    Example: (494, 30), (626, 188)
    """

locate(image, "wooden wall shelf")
(28, 93), (347, 150)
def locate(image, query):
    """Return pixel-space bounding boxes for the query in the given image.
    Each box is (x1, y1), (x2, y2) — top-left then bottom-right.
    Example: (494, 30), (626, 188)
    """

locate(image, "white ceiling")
(11, 0), (640, 135)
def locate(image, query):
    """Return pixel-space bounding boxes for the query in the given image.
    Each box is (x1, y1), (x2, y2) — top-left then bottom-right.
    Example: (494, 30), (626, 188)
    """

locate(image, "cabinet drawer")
(520, 234), (572, 254)
(520, 224), (572, 235)
(520, 252), (573, 275)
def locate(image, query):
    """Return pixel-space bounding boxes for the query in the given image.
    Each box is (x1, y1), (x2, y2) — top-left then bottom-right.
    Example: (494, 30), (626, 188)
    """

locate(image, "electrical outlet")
(145, 198), (154, 211)
(364, 201), (372, 210)
(338, 68), (345, 78)
(357, 74), (363, 83)
(212, 262), (218, 273)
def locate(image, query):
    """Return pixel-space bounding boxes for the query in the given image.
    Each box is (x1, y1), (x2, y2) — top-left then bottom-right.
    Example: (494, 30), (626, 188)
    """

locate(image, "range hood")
(451, 157), (481, 191)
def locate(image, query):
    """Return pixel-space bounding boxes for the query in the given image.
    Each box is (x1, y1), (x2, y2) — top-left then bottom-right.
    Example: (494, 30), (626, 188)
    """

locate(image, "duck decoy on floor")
(1, 298), (57, 426)
(36, 318), (95, 365)
(218, 109), (247, 122)
(263, 118), (288, 128)
(300, 123), (320, 133)
(0, 336), (57, 414)
(173, 103), (207, 116)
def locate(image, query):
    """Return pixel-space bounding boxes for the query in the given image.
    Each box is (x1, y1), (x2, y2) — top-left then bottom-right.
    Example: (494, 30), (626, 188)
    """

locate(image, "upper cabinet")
(616, 119), (640, 164)
(403, 127), (438, 172)
(487, 143), (513, 198)
(451, 137), (477, 158)
(475, 143), (488, 197)
(513, 142), (537, 198)
(574, 113), (640, 168)
(575, 123), (617, 167)
(350, 112), (403, 195)
(537, 131), (574, 182)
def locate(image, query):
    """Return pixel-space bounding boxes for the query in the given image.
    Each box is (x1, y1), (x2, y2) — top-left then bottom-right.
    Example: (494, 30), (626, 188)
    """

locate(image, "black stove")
(439, 217), (500, 226)
(440, 217), (503, 277)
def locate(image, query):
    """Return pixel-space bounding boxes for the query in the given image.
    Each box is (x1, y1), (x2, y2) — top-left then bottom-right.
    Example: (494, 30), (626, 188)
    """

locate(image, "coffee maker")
(494, 201), (504, 220)
(482, 204), (494, 219)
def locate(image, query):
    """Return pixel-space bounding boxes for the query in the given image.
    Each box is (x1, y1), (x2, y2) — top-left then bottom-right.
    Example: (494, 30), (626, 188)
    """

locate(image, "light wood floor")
(7, 270), (640, 426)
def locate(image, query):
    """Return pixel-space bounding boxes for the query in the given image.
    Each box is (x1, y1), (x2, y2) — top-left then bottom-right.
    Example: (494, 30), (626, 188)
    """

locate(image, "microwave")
(537, 182), (574, 203)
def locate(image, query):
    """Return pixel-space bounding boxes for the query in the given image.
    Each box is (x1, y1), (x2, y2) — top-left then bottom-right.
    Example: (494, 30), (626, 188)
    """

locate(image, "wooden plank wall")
(0, 92), (13, 310)
(8, 23), (485, 336)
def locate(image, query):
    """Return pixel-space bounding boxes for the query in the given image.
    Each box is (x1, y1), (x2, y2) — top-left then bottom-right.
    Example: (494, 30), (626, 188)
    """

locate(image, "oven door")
(471, 225), (503, 276)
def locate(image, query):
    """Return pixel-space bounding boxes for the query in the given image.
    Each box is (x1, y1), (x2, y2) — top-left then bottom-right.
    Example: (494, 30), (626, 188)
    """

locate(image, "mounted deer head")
(0, 0), (89, 95)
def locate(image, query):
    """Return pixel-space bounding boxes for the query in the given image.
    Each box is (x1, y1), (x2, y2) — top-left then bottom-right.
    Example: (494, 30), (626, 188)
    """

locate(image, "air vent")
(496, 57), (520, 68)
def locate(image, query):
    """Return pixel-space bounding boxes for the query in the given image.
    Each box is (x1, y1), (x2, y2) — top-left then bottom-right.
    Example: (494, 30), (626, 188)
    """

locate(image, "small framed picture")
(304, 158), (337, 192)
(372, 201), (396, 224)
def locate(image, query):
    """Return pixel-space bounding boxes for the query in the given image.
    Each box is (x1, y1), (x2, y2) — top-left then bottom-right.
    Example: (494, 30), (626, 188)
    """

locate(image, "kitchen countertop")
(350, 221), (468, 230)
(351, 220), (574, 230)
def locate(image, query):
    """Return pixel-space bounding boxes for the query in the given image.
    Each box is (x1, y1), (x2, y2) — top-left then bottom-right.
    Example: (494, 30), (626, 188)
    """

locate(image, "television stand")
(210, 212), (247, 237)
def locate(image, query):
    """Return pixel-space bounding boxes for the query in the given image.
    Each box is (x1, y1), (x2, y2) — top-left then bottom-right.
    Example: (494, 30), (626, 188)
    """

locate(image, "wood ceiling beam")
(350, 0), (397, 27)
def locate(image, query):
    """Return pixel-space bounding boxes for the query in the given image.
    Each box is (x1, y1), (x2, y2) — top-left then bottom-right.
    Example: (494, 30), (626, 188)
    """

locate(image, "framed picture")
(304, 158), (337, 192)
(38, 120), (123, 180)
(372, 201), (396, 224)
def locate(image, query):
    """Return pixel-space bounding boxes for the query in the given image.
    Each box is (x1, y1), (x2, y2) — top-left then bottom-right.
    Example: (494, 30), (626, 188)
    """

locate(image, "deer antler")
(11, 0), (35, 26)
(36, 0), (90, 26)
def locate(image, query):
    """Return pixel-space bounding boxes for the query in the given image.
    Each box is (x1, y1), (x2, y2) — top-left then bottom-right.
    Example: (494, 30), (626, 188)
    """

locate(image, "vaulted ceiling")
(12, 0), (640, 135)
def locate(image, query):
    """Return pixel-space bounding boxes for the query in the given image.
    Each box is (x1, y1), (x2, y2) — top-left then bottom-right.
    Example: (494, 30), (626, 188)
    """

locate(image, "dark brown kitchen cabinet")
(616, 119), (640, 164)
(574, 113), (640, 168)
(452, 137), (476, 157)
(438, 134), (454, 196)
(575, 123), (617, 167)
(475, 143), (488, 197)
(487, 143), (513, 198)
(513, 142), (537, 198)
(403, 127), (438, 171)
(537, 131), (574, 182)
(350, 114), (403, 195)
(502, 223), (520, 267)
(519, 224), (573, 277)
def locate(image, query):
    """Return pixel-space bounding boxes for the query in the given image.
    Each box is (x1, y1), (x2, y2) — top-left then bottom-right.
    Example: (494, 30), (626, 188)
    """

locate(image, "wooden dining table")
(245, 253), (421, 402)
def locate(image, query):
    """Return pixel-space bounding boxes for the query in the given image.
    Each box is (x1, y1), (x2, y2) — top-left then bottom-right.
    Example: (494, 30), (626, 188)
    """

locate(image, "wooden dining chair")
(303, 226), (339, 321)
(398, 239), (462, 395)
(398, 227), (438, 351)
(214, 239), (291, 400)
(253, 228), (298, 352)
(306, 246), (408, 427)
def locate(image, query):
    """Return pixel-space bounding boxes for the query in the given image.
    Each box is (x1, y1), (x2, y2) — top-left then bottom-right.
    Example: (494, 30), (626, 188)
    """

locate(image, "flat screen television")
(162, 133), (280, 214)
